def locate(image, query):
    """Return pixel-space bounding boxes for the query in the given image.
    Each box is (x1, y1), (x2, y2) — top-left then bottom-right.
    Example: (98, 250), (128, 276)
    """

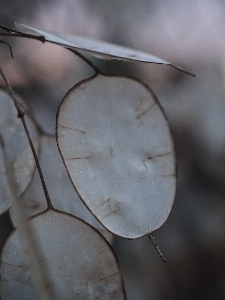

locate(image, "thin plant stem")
(0, 24), (45, 42)
(147, 233), (167, 263)
(0, 32), (46, 43)
(67, 48), (101, 74)
(0, 40), (13, 58)
(0, 66), (53, 209)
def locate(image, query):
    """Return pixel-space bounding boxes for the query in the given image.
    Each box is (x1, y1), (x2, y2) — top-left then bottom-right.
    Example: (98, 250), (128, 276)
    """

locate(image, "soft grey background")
(1, 1), (225, 299)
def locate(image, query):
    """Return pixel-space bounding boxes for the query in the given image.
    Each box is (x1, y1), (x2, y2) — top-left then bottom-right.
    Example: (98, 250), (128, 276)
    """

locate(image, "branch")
(0, 24), (45, 43)
(0, 67), (53, 209)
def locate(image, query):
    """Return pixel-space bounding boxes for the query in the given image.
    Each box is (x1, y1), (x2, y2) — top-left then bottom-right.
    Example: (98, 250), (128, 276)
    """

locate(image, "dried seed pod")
(0, 209), (126, 299)
(57, 74), (176, 238)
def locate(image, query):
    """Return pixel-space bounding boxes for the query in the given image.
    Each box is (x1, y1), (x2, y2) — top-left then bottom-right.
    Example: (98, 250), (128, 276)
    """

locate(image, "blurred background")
(1, 0), (225, 299)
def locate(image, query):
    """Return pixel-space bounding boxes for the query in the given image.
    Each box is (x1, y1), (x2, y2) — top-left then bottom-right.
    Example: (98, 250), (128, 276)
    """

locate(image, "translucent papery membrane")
(57, 74), (176, 238)
(12, 134), (113, 243)
(0, 209), (126, 299)
(16, 23), (193, 75)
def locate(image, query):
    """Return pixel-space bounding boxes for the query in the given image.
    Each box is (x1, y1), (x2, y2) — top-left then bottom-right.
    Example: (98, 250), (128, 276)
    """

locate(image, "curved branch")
(67, 48), (101, 74)
(0, 40), (13, 58)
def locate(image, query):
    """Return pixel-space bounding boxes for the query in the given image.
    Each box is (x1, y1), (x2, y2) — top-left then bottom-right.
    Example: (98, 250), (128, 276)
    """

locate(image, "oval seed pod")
(0, 209), (126, 299)
(57, 74), (176, 238)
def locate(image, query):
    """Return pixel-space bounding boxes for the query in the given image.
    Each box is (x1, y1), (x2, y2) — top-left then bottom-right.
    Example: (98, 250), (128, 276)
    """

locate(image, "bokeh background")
(1, 1), (225, 299)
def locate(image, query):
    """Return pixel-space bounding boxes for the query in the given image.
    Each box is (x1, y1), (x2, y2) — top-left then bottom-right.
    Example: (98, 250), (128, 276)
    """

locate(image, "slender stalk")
(147, 233), (167, 263)
(0, 24), (45, 43)
(0, 67), (53, 209)
(0, 32), (45, 42)
(0, 40), (13, 58)
(67, 48), (101, 74)
(0, 24), (23, 33)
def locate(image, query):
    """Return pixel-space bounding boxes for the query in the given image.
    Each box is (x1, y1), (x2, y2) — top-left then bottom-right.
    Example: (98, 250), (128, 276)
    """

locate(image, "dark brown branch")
(147, 233), (167, 263)
(0, 67), (53, 209)
(0, 32), (46, 43)
(0, 24), (21, 34)
(0, 67), (24, 117)
(0, 24), (46, 43)
(0, 24), (16, 33)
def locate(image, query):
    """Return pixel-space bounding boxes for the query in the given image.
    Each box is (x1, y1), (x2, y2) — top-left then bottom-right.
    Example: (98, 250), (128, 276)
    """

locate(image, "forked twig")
(0, 67), (53, 209)
(147, 233), (167, 263)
